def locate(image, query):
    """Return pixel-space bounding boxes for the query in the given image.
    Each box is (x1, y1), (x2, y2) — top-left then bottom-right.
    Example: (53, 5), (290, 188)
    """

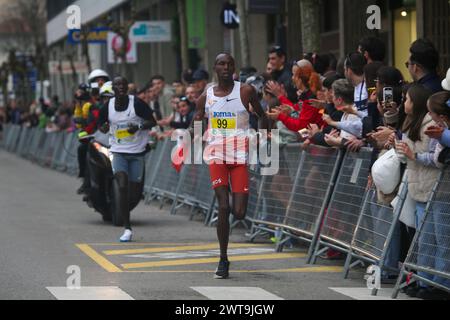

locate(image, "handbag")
(371, 148), (401, 195)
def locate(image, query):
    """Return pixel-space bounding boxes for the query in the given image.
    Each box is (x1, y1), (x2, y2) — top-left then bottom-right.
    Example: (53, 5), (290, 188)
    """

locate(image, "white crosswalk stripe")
(191, 287), (284, 300)
(329, 287), (419, 300)
(46, 287), (135, 300)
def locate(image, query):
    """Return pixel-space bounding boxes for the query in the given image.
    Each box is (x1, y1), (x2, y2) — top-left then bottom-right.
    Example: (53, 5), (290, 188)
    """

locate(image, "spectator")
(407, 39), (442, 93)
(268, 46), (297, 102)
(185, 84), (200, 108)
(137, 85), (150, 104)
(265, 60), (324, 132)
(128, 83), (138, 95)
(323, 79), (361, 147)
(426, 91), (450, 151)
(309, 74), (344, 147)
(192, 69), (210, 94)
(358, 36), (386, 64)
(157, 96), (181, 128)
(344, 52), (368, 114)
(169, 96), (194, 130)
(387, 84), (439, 299)
(151, 75), (174, 119)
(305, 52), (337, 79)
(8, 100), (21, 125)
(146, 82), (163, 122)
(172, 80), (186, 96)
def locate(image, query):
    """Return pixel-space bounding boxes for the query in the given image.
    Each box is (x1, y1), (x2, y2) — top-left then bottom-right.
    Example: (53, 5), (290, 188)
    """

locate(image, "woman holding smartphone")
(387, 84), (441, 299)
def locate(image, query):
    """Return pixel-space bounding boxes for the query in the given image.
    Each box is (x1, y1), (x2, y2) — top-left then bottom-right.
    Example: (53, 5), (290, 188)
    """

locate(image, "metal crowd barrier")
(5, 125), (21, 152)
(6, 125), (450, 298)
(171, 162), (215, 221)
(144, 139), (167, 203)
(246, 144), (343, 255)
(144, 139), (181, 208)
(392, 168), (450, 298)
(0, 123), (8, 149)
(310, 148), (373, 264)
(343, 175), (408, 296)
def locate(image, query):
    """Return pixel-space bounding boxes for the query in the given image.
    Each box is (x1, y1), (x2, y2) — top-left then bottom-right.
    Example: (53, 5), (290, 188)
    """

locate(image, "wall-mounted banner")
(130, 21), (172, 43)
(67, 27), (109, 44)
(107, 32), (137, 64)
(186, 0), (206, 49)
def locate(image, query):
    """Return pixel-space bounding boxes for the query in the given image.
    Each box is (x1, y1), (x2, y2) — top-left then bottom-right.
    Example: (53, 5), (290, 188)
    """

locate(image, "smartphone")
(383, 87), (393, 103)
(395, 129), (403, 141)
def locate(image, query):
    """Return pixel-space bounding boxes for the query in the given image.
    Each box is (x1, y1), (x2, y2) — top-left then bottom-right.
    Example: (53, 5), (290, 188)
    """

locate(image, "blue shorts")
(112, 153), (145, 183)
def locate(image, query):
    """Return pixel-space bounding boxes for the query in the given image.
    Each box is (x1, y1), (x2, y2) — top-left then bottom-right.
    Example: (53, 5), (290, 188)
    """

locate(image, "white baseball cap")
(442, 68), (450, 91)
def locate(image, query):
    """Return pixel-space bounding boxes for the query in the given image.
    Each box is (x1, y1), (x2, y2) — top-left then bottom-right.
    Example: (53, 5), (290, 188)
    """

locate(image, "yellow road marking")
(103, 243), (268, 256)
(76, 244), (122, 273)
(121, 253), (306, 270)
(89, 243), (212, 247)
(123, 266), (344, 273)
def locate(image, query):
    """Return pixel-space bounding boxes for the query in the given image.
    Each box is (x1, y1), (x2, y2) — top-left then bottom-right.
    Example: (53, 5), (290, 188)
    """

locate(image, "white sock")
(119, 229), (133, 242)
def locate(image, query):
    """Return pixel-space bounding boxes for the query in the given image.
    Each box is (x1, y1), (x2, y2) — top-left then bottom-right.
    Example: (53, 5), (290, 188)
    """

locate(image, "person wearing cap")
(442, 68), (450, 92)
(192, 69), (210, 94)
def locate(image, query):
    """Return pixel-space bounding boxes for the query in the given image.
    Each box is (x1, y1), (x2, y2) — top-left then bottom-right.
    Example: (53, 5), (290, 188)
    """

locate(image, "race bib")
(112, 122), (138, 144)
(115, 128), (134, 140)
(211, 117), (237, 130)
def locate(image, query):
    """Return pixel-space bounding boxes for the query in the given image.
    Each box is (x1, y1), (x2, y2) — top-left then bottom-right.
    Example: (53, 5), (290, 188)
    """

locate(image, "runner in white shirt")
(98, 77), (156, 242)
(193, 53), (268, 279)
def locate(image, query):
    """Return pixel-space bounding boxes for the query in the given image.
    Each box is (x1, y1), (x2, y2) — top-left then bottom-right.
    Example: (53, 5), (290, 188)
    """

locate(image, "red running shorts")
(209, 162), (249, 194)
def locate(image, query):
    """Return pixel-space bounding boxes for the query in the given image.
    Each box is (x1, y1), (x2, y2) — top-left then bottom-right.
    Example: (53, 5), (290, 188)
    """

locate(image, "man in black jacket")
(268, 46), (297, 103)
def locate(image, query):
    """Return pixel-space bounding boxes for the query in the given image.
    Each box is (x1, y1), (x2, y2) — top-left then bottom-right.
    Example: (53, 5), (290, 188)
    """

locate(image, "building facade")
(46, 0), (450, 102)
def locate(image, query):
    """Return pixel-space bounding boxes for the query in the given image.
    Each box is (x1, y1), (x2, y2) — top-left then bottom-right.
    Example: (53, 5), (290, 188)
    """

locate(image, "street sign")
(107, 32), (137, 64)
(221, 2), (240, 29)
(68, 27), (109, 45)
(130, 21), (172, 43)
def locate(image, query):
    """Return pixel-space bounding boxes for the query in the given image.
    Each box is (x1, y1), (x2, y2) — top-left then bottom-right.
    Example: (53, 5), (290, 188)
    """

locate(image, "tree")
(300, 0), (321, 53)
(177, 0), (189, 73)
(236, 0), (250, 67)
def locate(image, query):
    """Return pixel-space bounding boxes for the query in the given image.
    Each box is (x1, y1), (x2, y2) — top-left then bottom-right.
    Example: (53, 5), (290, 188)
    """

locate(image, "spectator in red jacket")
(266, 60), (325, 132)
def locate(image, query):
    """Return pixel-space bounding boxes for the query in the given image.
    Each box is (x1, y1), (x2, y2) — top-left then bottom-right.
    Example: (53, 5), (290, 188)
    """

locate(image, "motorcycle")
(79, 131), (145, 226)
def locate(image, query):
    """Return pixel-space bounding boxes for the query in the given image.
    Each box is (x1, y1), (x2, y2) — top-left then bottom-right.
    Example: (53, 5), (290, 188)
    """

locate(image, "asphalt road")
(0, 149), (403, 301)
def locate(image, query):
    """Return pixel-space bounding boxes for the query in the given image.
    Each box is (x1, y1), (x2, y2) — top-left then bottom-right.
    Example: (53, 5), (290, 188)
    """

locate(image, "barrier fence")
(1, 124), (449, 297)
(392, 169), (450, 297)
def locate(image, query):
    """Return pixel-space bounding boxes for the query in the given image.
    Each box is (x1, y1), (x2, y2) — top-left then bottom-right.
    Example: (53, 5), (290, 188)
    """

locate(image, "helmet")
(246, 75), (265, 96)
(88, 69), (110, 83)
(75, 83), (91, 101)
(100, 81), (114, 97)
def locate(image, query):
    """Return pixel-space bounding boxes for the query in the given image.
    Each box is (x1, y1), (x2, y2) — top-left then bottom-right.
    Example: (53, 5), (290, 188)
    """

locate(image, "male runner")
(194, 53), (268, 279)
(98, 76), (156, 242)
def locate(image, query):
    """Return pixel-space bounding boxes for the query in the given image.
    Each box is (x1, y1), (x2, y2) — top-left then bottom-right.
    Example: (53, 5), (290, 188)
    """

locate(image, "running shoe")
(214, 258), (230, 279)
(119, 229), (133, 243)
